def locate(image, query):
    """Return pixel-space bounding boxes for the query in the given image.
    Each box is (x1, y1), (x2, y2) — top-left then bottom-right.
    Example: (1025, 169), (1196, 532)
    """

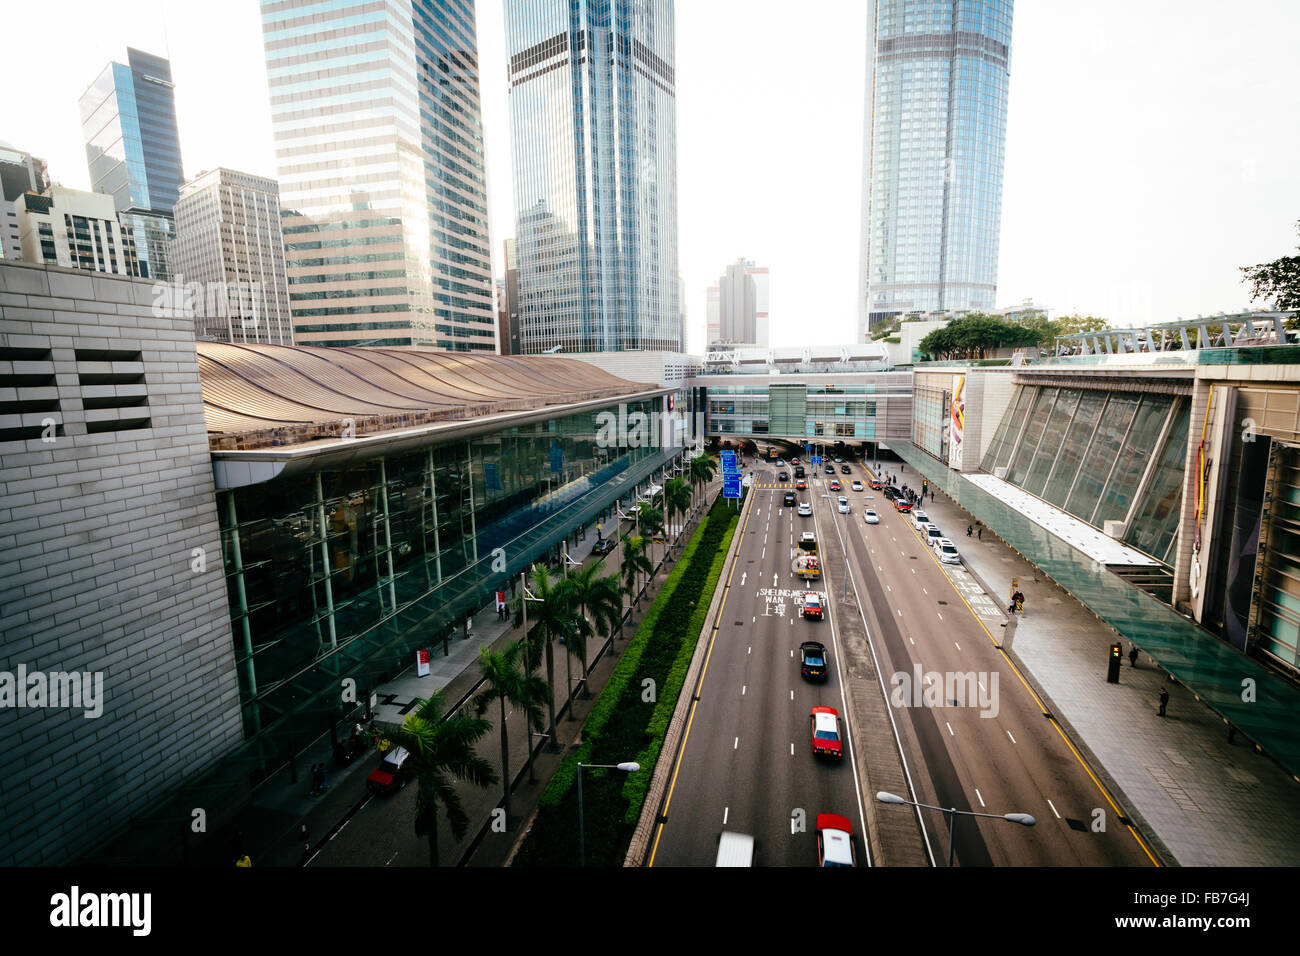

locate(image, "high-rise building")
(172, 168), (294, 345)
(260, 0), (496, 350)
(0, 143), (50, 262)
(80, 48), (184, 281)
(15, 186), (137, 276)
(710, 258), (769, 348)
(505, 0), (680, 354)
(857, 0), (1014, 338)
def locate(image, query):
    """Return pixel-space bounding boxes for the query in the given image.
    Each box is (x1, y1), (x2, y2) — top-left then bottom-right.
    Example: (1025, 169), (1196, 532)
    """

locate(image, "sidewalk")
(889, 463), (1300, 866)
(209, 479), (717, 868)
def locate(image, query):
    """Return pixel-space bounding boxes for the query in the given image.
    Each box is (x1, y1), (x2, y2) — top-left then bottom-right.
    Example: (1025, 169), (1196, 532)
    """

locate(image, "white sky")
(6, 0), (1298, 351)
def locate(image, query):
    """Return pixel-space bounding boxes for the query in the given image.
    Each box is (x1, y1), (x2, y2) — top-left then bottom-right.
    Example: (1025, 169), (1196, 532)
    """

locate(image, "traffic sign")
(723, 475), (742, 498)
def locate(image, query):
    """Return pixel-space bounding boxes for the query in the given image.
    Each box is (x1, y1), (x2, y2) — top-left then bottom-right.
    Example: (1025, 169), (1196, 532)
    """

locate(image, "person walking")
(1128, 645), (1139, 668)
(977, 525), (983, 541)
(1158, 687), (1169, 717)
(967, 525), (973, 537)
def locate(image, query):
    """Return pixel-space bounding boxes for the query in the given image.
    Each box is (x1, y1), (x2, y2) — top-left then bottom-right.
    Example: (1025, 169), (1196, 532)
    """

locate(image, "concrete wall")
(0, 260), (241, 865)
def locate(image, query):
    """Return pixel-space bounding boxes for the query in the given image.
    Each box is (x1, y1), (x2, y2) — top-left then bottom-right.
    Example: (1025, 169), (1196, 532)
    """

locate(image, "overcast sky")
(7, 0), (1298, 351)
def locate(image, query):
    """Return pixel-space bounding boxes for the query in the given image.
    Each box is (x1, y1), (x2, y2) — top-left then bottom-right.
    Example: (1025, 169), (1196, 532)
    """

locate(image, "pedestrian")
(967, 524), (973, 537)
(1128, 645), (1139, 668)
(977, 525), (983, 541)
(1158, 687), (1169, 717)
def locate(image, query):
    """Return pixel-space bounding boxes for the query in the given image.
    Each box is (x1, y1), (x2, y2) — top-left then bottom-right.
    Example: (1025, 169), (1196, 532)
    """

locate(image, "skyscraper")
(80, 48), (184, 281)
(857, 0), (1013, 337)
(505, 0), (680, 354)
(710, 258), (770, 348)
(260, 0), (496, 349)
(0, 143), (50, 262)
(172, 168), (295, 345)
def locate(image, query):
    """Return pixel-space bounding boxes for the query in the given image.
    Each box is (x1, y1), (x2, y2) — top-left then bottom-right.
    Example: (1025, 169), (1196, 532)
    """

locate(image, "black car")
(840, 465), (851, 475)
(779, 471), (790, 482)
(825, 466), (836, 475)
(783, 491), (797, 507)
(883, 486), (898, 501)
(800, 641), (828, 681)
(591, 537), (617, 556)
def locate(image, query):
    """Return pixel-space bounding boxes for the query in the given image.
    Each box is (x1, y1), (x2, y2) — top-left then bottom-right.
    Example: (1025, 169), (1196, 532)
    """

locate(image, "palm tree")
(621, 534), (653, 612)
(378, 689), (497, 866)
(638, 501), (665, 581)
(663, 476), (693, 554)
(688, 454), (716, 513)
(476, 641), (549, 819)
(519, 564), (578, 753)
(562, 564), (624, 702)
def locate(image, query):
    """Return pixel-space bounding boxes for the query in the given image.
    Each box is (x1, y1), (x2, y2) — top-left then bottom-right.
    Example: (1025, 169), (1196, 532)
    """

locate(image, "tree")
(561, 563), (623, 702)
(621, 534), (653, 611)
(518, 565), (578, 754)
(476, 641), (549, 812)
(377, 690), (496, 866)
(1052, 313), (1110, 338)
(688, 454), (716, 513)
(662, 476), (693, 553)
(637, 501), (665, 582)
(918, 314), (1040, 360)
(1241, 221), (1300, 311)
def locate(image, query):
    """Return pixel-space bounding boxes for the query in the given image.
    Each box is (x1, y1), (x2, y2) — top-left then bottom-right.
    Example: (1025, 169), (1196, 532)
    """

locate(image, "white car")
(912, 510), (930, 529)
(837, 496), (850, 514)
(851, 480), (864, 492)
(925, 524), (944, 544)
(797, 501), (813, 517)
(934, 538), (961, 564)
(775, 459), (786, 467)
(863, 509), (879, 524)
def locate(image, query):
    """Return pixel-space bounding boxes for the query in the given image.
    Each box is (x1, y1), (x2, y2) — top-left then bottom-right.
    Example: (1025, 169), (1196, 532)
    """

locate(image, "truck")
(716, 831), (755, 866)
(793, 553), (822, 579)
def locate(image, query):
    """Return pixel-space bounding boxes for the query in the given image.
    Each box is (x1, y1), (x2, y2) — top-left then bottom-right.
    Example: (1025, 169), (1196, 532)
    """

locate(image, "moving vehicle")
(791, 457), (801, 465)
(591, 537), (617, 556)
(824, 465), (836, 476)
(793, 554), (822, 579)
(801, 592), (824, 620)
(715, 831), (755, 867)
(797, 502), (813, 517)
(863, 508), (879, 524)
(816, 814), (858, 867)
(795, 478), (807, 490)
(778, 471), (789, 482)
(837, 496), (850, 514)
(851, 480), (864, 492)
(794, 465), (805, 479)
(783, 491), (797, 507)
(800, 640), (828, 680)
(810, 706), (844, 759)
(840, 465), (851, 475)
(366, 745), (413, 794)
(934, 538), (961, 564)
(828, 480), (842, 492)
(798, 531), (817, 553)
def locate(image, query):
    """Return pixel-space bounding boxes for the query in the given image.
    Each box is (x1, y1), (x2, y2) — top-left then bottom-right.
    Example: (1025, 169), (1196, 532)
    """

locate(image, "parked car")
(894, 497), (912, 513)
(869, 479), (883, 490)
(934, 538), (961, 565)
(925, 524), (944, 544)
(863, 508), (879, 524)
(366, 745), (413, 794)
(912, 510), (930, 529)
(591, 536), (617, 556)
(816, 813), (858, 867)
(800, 640), (828, 680)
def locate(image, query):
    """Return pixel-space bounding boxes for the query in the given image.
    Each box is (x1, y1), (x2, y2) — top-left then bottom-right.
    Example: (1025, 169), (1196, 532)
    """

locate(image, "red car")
(366, 745), (412, 794)
(828, 480), (842, 492)
(801, 592), (823, 620)
(795, 478), (807, 490)
(894, 497), (912, 513)
(810, 706), (844, 759)
(816, 814), (858, 867)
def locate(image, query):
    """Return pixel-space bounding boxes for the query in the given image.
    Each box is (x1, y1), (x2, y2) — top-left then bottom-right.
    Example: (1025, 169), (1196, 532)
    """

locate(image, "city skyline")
(2, 0), (1298, 350)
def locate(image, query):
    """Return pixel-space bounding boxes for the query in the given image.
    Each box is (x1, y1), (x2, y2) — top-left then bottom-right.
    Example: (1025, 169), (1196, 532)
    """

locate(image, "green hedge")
(513, 492), (742, 866)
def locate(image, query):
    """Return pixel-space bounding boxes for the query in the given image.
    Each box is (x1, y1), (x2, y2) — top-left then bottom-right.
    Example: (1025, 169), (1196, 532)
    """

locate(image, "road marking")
(975, 789), (986, 808)
(922, 587), (928, 595)
(945, 722), (954, 736)
(909, 637), (915, 645)
(724, 806), (729, 824)
(886, 584), (892, 592)
(790, 689), (794, 699)
(1047, 799), (1060, 819)
(742, 685), (747, 696)
(911, 567), (916, 574)
(741, 571), (747, 585)
(791, 743), (795, 755)
(954, 641), (961, 651)
(773, 572), (778, 587)
(896, 609), (902, 616)
(1007, 730), (1017, 744)
(733, 737), (739, 750)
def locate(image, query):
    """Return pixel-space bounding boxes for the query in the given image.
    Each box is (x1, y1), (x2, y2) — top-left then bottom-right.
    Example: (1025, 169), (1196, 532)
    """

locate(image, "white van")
(715, 831), (755, 866)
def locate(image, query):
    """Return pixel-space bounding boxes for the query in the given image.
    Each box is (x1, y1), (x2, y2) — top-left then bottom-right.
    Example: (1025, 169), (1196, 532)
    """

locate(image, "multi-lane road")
(650, 453), (1158, 867)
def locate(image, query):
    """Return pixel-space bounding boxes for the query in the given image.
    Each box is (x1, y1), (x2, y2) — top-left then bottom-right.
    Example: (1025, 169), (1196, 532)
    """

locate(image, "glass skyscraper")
(857, 0), (1013, 336)
(80, 48), (185, 281)
(505, 0), (681, 354)
(260, 0), (496, 349)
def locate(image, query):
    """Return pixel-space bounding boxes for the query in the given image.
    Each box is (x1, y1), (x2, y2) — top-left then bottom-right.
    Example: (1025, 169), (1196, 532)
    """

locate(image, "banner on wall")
(949, 374), (967, 470)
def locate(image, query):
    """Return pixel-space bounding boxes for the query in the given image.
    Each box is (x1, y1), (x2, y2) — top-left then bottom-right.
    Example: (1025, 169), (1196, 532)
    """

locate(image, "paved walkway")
(884, 458), (1300, 866)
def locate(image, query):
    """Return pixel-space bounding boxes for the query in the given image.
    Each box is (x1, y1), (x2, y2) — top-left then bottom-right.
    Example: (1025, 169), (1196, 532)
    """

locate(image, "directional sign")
(723, 474), (742, 498)
(811, 455), (822, 466)
(720, 450), (739, 475)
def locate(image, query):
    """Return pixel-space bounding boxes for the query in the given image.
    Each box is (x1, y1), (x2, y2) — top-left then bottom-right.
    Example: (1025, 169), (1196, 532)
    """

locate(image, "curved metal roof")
(198, 342), (658, 450)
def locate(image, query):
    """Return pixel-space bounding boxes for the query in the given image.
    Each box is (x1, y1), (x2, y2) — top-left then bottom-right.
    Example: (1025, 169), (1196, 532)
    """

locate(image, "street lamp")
(577, 761), (640, 866)
(876, 791), (1035, 867)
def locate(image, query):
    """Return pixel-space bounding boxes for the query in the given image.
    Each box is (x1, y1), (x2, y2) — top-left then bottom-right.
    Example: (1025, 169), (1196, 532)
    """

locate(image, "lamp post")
(577, 761), (640, 866)
(876, 791), (1035, 867)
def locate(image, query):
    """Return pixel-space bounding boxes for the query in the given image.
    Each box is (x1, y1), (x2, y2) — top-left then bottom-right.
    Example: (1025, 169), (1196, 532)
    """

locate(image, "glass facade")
(261, 0), (496, 349)
(858, 0), (1013, 333)
(707, 383), (892, 440)
(79, 48), (184, 280)
(219, 401), (659, 745)
(982, 383), (1189, 565)
(505, 0), (681, 353)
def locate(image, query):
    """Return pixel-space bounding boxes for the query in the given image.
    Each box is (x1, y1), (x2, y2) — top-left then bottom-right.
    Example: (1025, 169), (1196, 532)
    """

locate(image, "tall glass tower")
(260, 0), (495, 350)
(857, 0), (1013, 337)
(80, 48), (185, 280)
(505, 0), (681, 354)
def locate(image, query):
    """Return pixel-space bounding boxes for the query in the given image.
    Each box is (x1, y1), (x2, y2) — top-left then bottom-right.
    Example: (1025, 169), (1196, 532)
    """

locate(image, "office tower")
(15, 186), (137, 276)
(711, 258), (769, 348)
(705, 283), (720, 347)
(501, 237), (521, 355)
(857, 0), (1014, 337)
(172, 168), (294, 345)
(505, 0), (680, 354)
(80, 48), (184, 281)
(0, 143), (50, 261)
(260, 0), (495, 350)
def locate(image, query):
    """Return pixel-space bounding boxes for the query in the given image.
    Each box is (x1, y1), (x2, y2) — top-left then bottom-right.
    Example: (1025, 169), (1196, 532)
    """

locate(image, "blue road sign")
(720, 450), (738, 475)
(723, 475), (742, 498)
